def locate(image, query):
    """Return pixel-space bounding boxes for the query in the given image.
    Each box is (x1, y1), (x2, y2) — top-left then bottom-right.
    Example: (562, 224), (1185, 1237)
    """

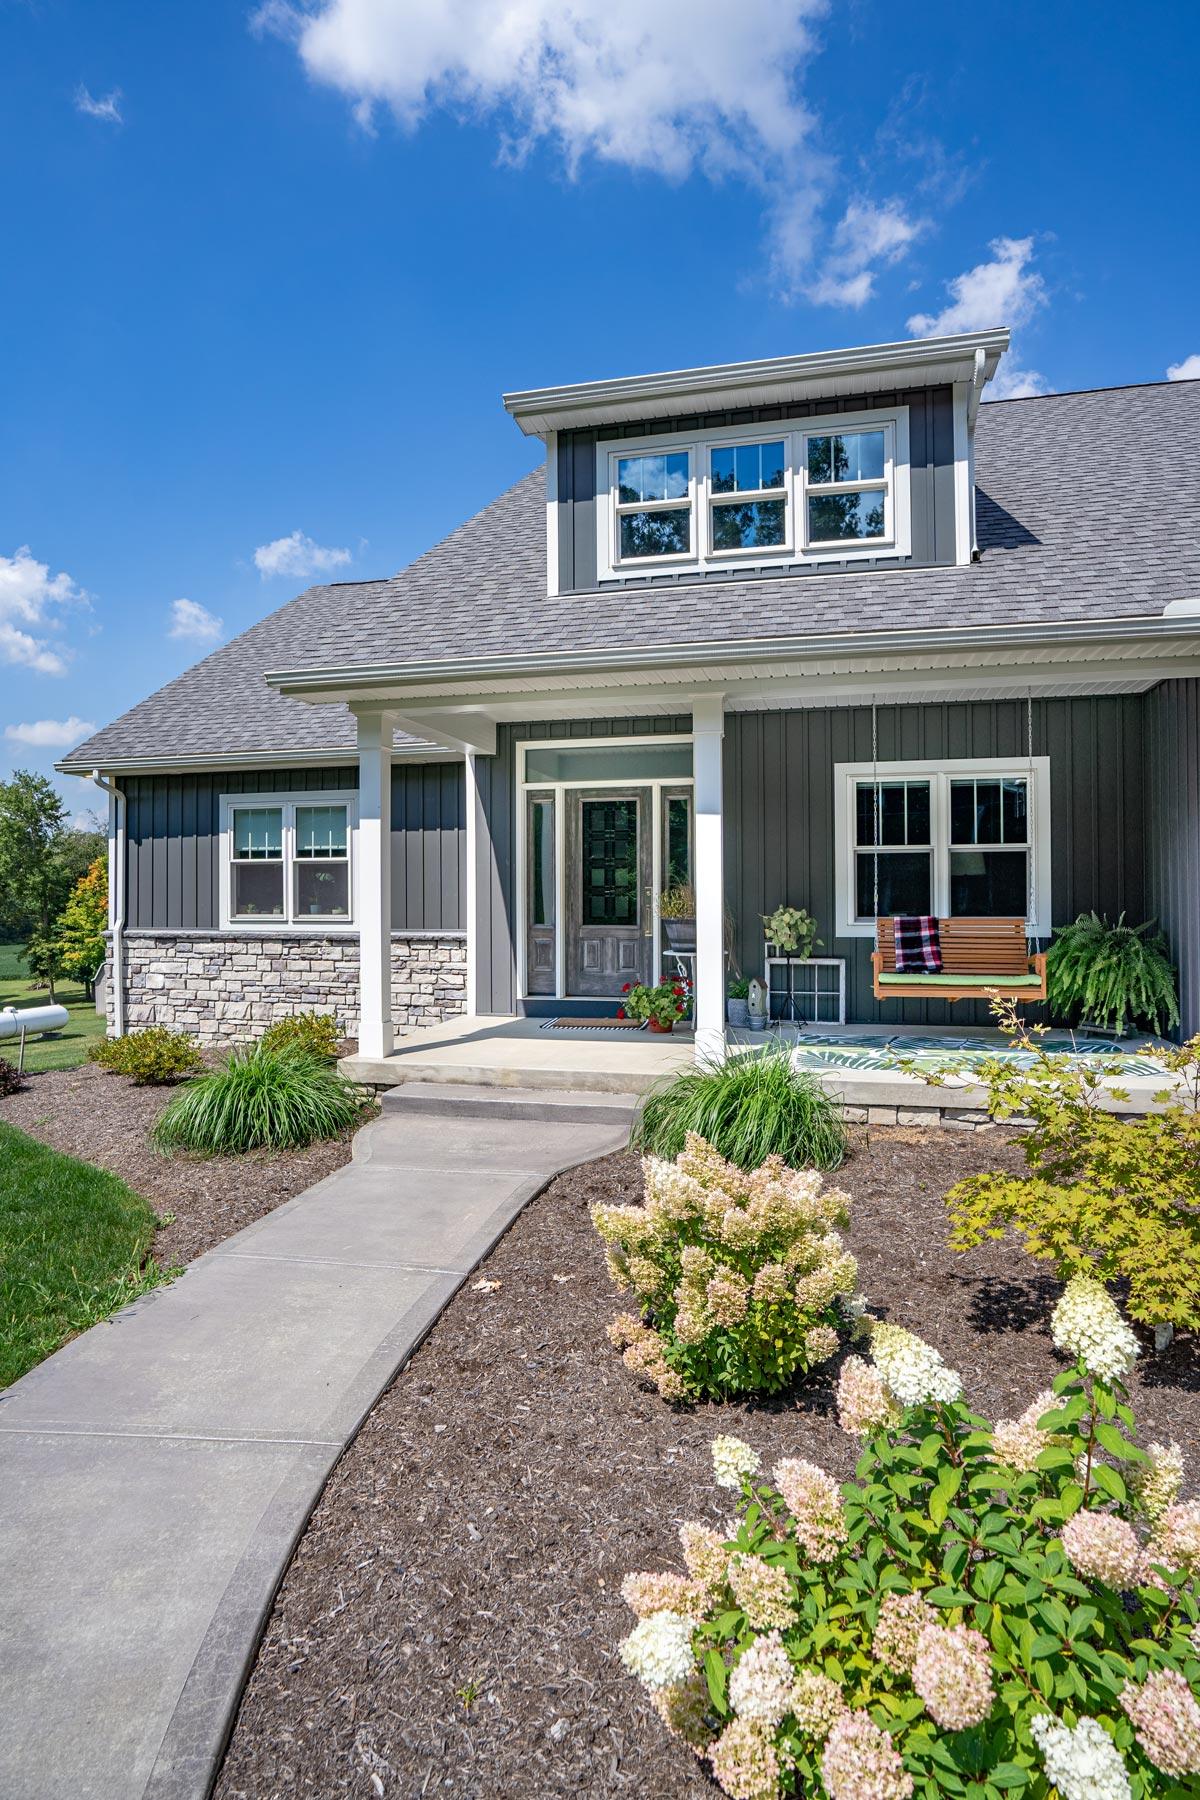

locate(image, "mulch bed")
(0, 1063), (361, 1267)
(216, 1127), (1199, 1800)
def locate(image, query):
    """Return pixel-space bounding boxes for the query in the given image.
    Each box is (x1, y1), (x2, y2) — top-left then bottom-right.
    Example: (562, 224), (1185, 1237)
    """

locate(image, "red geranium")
(616, 1007), (626, 1019)
(622, 982), (632, 993)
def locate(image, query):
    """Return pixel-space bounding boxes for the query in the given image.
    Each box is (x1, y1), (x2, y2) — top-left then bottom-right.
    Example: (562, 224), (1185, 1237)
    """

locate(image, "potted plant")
(659, 883), (696, 952)
(620, 978), (691, 1033)
(727, 976), (751, 1029)
(1045, 911), (1179, 1037)
(762, 904), (822, 960)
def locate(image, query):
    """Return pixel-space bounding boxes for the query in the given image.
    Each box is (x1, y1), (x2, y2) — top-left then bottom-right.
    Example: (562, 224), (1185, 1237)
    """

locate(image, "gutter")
(91, 771), (126, 1037)
(262, 612), (1200, 696)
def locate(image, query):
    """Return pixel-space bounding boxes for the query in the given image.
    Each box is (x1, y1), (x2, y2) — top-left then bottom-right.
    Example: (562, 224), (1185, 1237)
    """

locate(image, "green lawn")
(0, 1123), (169, 1386)
(0, 940), (107, 1072)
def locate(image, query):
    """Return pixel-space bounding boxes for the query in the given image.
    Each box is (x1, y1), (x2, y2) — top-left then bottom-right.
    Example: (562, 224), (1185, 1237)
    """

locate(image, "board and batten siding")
(121, 762), (465, 933)
(555, 384), (957, 593)
(474, 715), (694, 1014)
(1145, 677), (1200, 1038)
(724, 697), (1149, 1029)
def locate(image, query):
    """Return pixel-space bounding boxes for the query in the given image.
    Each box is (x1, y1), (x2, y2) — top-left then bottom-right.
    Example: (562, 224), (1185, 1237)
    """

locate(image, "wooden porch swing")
(868, 699), (1048, 1006)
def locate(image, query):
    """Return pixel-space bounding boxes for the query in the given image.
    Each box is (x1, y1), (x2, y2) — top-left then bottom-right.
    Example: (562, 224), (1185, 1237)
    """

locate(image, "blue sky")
(2, 0), (1197, 815)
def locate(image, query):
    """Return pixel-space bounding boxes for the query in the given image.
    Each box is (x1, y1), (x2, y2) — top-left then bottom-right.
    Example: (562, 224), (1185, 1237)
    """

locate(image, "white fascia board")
(503, 329), (1010, 438)
(54, 742), (464, 777)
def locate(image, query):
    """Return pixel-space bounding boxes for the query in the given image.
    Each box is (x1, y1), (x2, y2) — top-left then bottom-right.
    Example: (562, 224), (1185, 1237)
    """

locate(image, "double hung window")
(223, 792), (356, 927)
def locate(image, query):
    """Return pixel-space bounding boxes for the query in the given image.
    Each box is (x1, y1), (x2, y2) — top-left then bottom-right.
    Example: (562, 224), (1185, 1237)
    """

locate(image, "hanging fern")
(1045, 911), (1180, 1036)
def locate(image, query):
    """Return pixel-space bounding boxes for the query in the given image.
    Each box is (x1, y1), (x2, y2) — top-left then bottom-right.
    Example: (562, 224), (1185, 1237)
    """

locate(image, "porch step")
(341, 1051), (666, 1097)
(380, 1081), (642, 1128)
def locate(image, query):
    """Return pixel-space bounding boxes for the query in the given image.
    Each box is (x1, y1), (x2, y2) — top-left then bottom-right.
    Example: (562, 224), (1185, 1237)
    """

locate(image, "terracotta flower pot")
(648, 1018), (674, 1033)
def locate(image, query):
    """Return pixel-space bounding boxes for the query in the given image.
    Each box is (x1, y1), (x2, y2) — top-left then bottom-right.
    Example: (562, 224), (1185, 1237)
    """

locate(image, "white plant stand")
(764, 954), (846, 1027)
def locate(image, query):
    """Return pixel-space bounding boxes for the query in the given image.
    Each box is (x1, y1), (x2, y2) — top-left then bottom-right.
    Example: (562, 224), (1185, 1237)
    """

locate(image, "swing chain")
(871, 700), (880, 937)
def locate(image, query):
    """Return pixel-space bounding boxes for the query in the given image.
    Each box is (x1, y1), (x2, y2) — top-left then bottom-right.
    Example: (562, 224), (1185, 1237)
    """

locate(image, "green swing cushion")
(877, 972), (1043, 989)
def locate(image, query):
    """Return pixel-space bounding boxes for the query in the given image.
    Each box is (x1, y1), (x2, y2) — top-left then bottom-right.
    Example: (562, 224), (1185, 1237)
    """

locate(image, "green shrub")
(260, 1010), (341, 1061)
(151, 1043), (368, 1154)
(634, 1047), (848, 1172)
(1046, 911), (1179, 1035)
(595, 1132), (857, 1401)
(937, 1000), (1200, 1330)
(0, 1055), (22, 1097)
(617, 1277), (1200, 1800)
(88, 1026), (204, 1085)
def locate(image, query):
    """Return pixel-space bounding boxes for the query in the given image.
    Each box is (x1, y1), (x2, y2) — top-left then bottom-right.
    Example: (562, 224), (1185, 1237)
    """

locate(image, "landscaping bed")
(0, 1062), (360, 1267)
(215, 1128), (1199, 1800)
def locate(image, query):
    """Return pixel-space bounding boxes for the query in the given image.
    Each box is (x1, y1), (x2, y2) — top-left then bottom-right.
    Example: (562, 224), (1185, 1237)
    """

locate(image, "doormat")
(542, 1016), (646, 1032)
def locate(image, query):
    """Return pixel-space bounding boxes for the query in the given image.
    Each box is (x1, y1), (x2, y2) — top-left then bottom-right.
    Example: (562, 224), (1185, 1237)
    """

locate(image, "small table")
(764, 954), (846, 1027)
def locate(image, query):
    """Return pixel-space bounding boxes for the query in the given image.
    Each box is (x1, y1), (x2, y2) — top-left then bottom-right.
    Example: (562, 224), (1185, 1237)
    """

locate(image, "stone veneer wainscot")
(108, 930), (467, 1042)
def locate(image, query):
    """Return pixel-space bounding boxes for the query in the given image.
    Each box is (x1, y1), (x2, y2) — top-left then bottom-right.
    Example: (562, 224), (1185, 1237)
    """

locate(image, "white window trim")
(833, 757), (1051, 939)
(219, 790), (359, 932)
(595, 405), (910, 582)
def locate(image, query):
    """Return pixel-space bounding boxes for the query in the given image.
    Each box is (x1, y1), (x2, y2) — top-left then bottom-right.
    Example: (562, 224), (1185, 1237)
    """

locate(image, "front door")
(568, 788), (652, 996)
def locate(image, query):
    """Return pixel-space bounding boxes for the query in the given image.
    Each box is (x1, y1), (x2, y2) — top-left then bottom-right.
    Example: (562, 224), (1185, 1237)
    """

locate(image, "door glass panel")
(581, 798), (639, 926)
(529, 797), (554, 927)
(665, 795), (691, 889)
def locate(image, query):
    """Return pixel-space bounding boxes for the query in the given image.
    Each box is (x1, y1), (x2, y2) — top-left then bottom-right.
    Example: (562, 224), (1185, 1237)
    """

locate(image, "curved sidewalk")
(0, 1083), (637, 1800)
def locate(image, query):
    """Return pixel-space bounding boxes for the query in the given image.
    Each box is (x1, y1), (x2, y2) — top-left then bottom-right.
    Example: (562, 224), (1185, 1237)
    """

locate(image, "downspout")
(91, 770), (127, 1036)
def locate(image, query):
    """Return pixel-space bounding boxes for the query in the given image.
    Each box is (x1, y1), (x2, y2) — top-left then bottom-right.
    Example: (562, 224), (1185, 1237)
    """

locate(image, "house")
(60, 329), (1200, 1063)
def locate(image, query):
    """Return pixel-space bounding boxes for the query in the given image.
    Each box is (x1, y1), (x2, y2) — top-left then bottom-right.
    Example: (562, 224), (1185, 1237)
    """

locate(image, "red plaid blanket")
(894, 915), (942, 972)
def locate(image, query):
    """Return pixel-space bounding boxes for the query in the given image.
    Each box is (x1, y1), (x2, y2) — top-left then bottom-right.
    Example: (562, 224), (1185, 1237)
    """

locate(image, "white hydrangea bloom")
(728, 1630), (795, 1724)
(712, 1434), (761, 1489)
(869, 1321), (963, 1408)
(618, 1610), (695, 1690)
(1051, 1276), (1139, 1383)
(1030, 1713), (1132, 1800)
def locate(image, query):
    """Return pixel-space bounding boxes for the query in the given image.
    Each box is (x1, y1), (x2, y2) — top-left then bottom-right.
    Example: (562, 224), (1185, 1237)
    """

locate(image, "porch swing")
(869, 698), (1048, 1005)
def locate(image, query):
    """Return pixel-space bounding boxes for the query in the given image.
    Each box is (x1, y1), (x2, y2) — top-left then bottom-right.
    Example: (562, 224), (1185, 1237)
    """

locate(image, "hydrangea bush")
(593, 1133), (857, 1401)
(617, 1276), (1200, 1798)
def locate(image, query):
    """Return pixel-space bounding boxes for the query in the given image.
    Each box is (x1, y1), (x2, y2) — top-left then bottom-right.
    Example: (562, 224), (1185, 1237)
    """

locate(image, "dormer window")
(598, 405), (910, 580)
(710, 439), (787, 551)
(615, 450), (691, 559)
(804, 427), (890, 544)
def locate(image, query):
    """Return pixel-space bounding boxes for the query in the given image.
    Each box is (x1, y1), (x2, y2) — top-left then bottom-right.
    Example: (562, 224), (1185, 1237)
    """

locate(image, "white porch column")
(692, 694), (726, 1063)
(464, 748), (480, 1016)
(355, 707), (396, 1060)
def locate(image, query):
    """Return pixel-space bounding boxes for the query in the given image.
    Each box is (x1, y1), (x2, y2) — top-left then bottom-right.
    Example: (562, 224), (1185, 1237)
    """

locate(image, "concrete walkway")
(0, 1083), (637, 1800)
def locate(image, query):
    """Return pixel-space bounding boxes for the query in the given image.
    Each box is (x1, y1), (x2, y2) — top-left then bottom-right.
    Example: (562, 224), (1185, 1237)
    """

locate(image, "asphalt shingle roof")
(67, 380), (1200, 768)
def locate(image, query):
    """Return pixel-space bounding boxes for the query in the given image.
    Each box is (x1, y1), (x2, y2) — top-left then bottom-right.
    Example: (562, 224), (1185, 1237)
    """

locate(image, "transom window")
(834, 758), (1050, 938)
(601, 409), (907, 576)
(222, 792), (356, 928)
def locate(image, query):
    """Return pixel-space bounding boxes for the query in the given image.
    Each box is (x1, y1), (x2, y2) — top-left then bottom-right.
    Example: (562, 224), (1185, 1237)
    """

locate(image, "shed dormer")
(504, 328), (1009, 596)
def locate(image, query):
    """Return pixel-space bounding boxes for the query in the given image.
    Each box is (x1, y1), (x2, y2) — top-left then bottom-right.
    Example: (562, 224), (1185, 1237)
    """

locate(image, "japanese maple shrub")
(617, 1276), (1200, 1799)
(593, 1132), (858, 1402)
(934, 999), (1200, 1331)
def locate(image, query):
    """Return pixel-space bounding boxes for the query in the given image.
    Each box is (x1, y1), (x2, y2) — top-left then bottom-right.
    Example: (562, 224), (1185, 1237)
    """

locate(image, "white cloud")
(1167, 353), (1200, 381)
(0, 546), (90, 675)
(4, 716), (97, 749)
(253, 530), (353, 580)
(985, 363), (1051, 402)
(907, 234), (1046, 337)
(799, 197), (928, 307)
(252, 0), (823, 182)
(168, 598), (224, 643)
(74, 85), (123, 124)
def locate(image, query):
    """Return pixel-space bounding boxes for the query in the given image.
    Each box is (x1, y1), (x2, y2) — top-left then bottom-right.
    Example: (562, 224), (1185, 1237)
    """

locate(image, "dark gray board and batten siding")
(1146, 677), (1200, 1038)
(121, 763), (465, 933)
(555, 385), (957, 593)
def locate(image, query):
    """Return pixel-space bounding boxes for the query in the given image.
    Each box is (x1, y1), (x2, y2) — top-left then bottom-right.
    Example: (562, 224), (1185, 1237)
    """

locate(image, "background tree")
(56, 856), (108, 997)
(0, 772), (104, 998)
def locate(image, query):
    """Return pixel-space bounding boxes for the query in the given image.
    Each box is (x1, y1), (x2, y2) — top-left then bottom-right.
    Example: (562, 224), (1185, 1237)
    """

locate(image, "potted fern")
(1045, 911), (1179, 1036)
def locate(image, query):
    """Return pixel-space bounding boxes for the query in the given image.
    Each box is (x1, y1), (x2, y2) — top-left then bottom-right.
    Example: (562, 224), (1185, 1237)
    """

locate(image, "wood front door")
(567, 789), (652, 996)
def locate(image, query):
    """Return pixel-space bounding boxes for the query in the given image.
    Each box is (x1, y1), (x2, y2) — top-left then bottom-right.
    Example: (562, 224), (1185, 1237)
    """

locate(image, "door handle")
(643, 884), (654, 938)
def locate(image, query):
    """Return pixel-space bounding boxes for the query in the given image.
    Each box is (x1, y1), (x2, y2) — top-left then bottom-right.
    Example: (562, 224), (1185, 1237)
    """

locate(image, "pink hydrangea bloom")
(678, 1520), (729, 1589)
(990, 1389), (1060, 1473)
(911, 1622), (995, 1731)
(1061, 1509), (1143, 1588)
(836, 1355), (900, 1437)
(652, 1672), (713, 1754)
(821, 1710), (914, 1800)
(871, 1589), (935, 1674)
(620, 1570), (703, 1619)
(1121, 1669), (1200, 1777)
(1149, 1500), (1200, 1575)
(771, 1458), (847, 1561)
(708, 1716), (784, 1800)
(727, 1554), (796, 1630)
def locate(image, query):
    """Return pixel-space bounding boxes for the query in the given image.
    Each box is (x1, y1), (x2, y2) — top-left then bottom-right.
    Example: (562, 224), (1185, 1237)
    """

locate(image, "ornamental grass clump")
(633, 1048), (848, 1172)
(151, 1043), (368, 1154)
(932, 998), (1200, 1332)
(594, 1132), (857, 1401)
(616, 1275), (1200, 1800)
